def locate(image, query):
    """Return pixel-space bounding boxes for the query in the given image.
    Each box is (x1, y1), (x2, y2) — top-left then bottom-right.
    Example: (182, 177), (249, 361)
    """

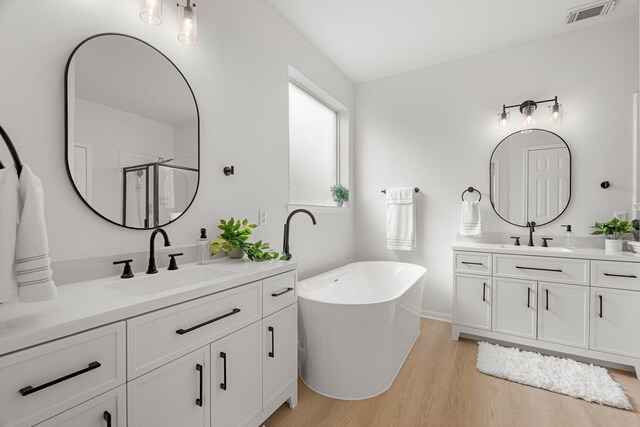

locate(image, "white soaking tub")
(298, 261), (426, 400)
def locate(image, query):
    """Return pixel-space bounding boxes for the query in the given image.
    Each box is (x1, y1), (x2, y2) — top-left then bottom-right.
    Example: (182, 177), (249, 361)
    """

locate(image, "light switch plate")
(613, 211), (628, 221)
(259, 210), (267, 226)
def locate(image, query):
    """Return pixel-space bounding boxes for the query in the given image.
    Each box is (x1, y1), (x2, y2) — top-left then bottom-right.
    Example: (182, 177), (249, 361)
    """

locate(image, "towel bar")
(381, 187), (419, 194)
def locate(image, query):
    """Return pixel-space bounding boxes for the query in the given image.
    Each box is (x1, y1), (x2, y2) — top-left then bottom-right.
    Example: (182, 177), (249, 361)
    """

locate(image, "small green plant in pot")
(330, 184), (349, 207)
(211, 217), (286, 261)
(591, 218), (632, 252)
(244, 241), (286, 261)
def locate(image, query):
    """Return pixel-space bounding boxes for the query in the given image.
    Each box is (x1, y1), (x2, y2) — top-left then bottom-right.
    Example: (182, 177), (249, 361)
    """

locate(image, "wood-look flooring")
(265, 318), (640, 427)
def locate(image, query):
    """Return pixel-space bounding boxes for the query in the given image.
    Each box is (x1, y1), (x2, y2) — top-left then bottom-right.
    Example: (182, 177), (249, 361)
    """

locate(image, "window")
(288, 68), (349, 208)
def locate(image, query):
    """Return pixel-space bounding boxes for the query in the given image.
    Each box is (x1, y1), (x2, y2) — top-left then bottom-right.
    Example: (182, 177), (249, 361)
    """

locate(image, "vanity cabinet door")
(127, 346), (210, 427)
(537, 282), (589, 348)
(263, 304), (298, 410)
(590, 287), (640, 358)
(211, 322), (262, 427)
(453, 274), (491, 330)
(492, 278), (537, 339)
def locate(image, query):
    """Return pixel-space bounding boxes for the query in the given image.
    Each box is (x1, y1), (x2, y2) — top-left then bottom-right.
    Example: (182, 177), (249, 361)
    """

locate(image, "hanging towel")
(386, 187), (416, 251)
(160, 169), (175, 209)
(460, 201), (482, 236)
(0, 168), (19, 302)
(14, 164), (57, 302)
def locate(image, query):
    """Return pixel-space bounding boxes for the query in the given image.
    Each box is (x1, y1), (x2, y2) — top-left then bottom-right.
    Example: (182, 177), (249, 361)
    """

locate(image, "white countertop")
(0, 259), (297, 357)
(452, 241), (640, 262)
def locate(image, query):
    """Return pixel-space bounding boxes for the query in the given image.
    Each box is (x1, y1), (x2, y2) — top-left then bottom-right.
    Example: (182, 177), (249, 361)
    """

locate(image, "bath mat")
(476, 342), (632, 410)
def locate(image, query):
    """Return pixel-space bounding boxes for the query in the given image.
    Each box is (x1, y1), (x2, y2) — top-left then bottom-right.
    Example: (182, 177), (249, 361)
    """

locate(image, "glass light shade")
(522, 105), (535, 129)
(549, 103), (563, 124)
(498, 111), (510, 130)
(178, 3), (197, 46)
(140, 0), (162, 25)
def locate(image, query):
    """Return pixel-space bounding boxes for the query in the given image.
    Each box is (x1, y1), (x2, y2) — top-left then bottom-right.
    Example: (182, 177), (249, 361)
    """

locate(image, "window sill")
(287, 203), (352, 214)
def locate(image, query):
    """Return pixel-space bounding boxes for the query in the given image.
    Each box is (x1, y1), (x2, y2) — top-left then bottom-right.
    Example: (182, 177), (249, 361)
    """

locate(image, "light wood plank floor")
(265, 318), (640, 427)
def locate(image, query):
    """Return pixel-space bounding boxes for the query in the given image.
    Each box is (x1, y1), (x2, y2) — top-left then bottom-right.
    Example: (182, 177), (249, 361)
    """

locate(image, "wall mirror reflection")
(65, 33), (199, 229)
(490, 129), (571, 227)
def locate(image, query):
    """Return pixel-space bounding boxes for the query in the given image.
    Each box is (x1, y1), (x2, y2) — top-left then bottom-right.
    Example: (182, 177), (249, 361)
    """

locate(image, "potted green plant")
(211, 217), (255, 259)
(591, 218), (633, 252)
(244, 240), (286, 261)
(330, 184), (349, 207)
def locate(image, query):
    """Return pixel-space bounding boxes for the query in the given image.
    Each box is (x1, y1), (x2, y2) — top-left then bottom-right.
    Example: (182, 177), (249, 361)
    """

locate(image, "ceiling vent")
(566, 1), (616, 24)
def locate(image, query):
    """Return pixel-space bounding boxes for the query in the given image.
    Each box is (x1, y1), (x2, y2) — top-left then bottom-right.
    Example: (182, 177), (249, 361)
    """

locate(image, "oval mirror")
(490, 129), (571, 227)
(65, 33), (199, 229)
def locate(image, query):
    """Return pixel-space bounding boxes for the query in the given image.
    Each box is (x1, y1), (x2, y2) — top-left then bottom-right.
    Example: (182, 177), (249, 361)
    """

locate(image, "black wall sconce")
(223, 166), (234, 176)
(498, 96), (562, 130)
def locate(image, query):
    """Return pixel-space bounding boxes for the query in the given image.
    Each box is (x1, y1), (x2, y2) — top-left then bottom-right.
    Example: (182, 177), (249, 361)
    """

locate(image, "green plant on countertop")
(330, 184), (349, 203)
(244, 240), (286, 261)
(211, 217), (255, 255)
(591, 218), (633, 240)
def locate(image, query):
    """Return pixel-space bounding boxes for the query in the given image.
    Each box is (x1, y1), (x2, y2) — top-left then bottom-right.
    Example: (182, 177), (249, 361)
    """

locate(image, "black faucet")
(147, 228), (171, 274)
(282, 209), (317, 260)
(527, 221), (536, 247)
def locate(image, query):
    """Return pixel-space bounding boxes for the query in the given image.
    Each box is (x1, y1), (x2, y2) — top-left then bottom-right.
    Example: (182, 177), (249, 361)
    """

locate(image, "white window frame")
(287, 66), (350, 213)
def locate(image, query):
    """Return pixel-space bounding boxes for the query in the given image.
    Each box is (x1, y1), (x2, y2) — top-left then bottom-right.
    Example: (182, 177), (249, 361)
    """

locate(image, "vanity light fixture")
(497, 96), (562, 129)
(177, 0), (197, 46)
(140, 0), (162, 25)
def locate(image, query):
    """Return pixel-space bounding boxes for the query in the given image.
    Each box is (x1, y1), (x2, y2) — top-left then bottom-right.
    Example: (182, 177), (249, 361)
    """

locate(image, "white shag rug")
(477, 342), (632, 410)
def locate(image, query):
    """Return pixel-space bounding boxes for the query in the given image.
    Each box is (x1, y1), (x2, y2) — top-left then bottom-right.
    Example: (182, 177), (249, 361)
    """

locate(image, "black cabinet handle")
(220, 352), (227, 391)
(604, 273), (637, 279)
(527, 287), (531, 308)
(545, 289), (549, 311)
(195, 364), (203, 407)
(268, 326), (275, 358)
(19, 361), (101, 396)
(176, 308), (241, 335)
(461, 261), (483, 266)
(482, 282), (486, 302)
(103, 411), (112, 427)
(599, 295), (603, 319)
(516, 266), (562, 273)
(271, 287), (294, 297)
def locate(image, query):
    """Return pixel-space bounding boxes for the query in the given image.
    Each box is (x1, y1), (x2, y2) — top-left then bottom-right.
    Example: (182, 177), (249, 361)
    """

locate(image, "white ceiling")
(267, 0), (639, 83)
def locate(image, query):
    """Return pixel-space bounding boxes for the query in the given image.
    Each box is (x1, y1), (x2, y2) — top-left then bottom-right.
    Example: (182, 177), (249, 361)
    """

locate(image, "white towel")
(14, 164), (57, 302)
(460, 201), (482, 236)
(0, 168), (19, 302)
(386, 187), (416, 251)
(160, 169), (175, 209)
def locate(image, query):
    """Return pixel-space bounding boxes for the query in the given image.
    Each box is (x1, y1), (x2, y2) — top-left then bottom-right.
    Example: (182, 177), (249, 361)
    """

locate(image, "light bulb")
(498, 110), (509, 130)
(549, 103), (562, 124)
(178, 1), (197, 46)
(140, 0), (162, 25)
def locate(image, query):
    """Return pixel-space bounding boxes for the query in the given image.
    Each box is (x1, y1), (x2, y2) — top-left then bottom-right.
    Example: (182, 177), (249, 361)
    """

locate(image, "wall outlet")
(259, 210), (267, 226)
(613, 211), (628, 221)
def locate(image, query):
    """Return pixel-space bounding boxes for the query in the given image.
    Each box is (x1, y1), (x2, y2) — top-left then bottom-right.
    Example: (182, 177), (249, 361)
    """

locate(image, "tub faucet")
(147, 228), (171, 274)
(282, 209), (317, 260)
(527, 221), (536, 247)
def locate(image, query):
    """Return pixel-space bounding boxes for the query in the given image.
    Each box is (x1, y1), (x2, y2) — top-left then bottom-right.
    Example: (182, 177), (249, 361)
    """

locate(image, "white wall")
(0, 0), (355, 279)
(354, 17), (639, 320)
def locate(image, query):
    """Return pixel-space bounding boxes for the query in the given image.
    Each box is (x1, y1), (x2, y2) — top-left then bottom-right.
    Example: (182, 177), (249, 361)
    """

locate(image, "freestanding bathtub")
(298, 261), (426, 400)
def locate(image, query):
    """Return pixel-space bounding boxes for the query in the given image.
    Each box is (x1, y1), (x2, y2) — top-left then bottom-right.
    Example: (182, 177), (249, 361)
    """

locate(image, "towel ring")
(461, 186), (481, 201)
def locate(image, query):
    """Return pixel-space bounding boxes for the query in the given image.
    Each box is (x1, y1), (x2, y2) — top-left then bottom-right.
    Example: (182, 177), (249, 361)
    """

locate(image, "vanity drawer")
(454, 252), (492, 276)
(494, 254), (589, 285)
(592, 260), (640, 291)
(127, 282), (261, 379)
(263, 271), (297, 317)
(0, 322), (125, 427)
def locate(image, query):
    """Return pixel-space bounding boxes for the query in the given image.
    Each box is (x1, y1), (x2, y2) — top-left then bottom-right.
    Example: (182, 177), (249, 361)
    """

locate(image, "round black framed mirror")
(490, 129), (571, 227)
(65, 33), (200, 229)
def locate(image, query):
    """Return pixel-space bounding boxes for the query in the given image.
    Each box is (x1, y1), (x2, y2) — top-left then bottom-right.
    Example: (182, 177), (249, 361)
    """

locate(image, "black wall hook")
(223, 166), (234, 176)
(461, 186), (482, 201)
(601, 181), (611, 189)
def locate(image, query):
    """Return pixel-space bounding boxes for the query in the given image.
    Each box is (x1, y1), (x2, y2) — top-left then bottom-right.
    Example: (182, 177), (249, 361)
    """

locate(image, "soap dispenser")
(197, 228), (210, 265)
(561, 225), (573, 248)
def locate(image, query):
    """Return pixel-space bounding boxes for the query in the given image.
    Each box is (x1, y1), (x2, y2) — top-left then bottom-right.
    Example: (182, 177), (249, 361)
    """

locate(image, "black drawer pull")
(461, 261), (483, 266)
(103, 411), (112, 427)
(176, 308), (241, 335)
(604, 273), (637, 279)
(545, 289), (549, 311)
(482, 282), (486, 302)
(271, 287), (294, 297)
(220, 352), (227, 391)
(599, 295), (603, 319)
(268, 326), (275, 358)
(516, 266), (562, 273)
(19, 361), (101, 396)
(527, 287), (531, 308)
(195, 363), (203, 407)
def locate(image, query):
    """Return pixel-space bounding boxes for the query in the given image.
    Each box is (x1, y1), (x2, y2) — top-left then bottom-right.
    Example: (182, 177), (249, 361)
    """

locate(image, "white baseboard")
(420, 309), (452, 323)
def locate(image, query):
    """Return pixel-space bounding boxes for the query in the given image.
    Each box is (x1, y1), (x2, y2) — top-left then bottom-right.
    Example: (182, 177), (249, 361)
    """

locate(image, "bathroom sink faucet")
(147, 228), (171, 274)
(527, 221), (536, 247)
(282, 209), (317, 261)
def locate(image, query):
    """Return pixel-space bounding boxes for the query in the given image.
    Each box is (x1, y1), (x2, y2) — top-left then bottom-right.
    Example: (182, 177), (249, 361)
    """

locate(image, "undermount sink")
(106, 265), (236, 296)
(498, 245), (573, 253)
